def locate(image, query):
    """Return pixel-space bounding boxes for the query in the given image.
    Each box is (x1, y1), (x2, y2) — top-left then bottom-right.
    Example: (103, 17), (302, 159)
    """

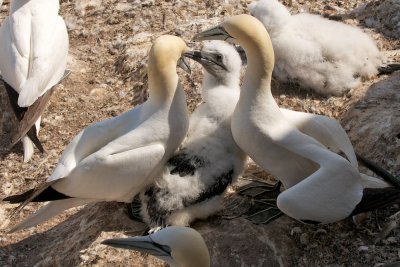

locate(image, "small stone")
(315, 229), (327, 235)
(300, 233), (309, 245)
(358, 246), (368, 252)
(291, 227), (302, 235)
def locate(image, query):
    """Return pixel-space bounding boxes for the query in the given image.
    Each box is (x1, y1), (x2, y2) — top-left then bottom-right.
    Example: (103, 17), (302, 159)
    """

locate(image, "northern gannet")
(137, 41), (247, 232)
(0, 0), (69, 162)
(3, 35), (191, 232)
(194, 14), (400, 224)
(102, 226), (210, 267)
(248, 0), (382, 96)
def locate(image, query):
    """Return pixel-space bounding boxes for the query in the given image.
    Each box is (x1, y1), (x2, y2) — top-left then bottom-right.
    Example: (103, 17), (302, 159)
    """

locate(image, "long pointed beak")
(183, 51), (228, 71)
(193, 26), (232, 42)
(177, 57), (191, 74)
(101, 236), (172, 257)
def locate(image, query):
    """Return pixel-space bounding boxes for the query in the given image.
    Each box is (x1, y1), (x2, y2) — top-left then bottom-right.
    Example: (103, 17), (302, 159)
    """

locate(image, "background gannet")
(102, 226), (210, 267)
(137, 41), (247, 232)
(3, 35), (190, 232)
(248, 0), (382, 96)
(194, 14), (400, 224)
(0, 0), (69, 162)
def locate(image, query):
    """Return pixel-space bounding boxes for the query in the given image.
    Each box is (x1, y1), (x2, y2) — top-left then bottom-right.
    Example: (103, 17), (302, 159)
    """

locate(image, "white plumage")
(249, 0), (382, 96)
(0, 0), (69, 162)
(194, 14), (399, 224)
(4, 35), (190, 232)
(139, 41), (247, 231)
(102, 226), (210, 267)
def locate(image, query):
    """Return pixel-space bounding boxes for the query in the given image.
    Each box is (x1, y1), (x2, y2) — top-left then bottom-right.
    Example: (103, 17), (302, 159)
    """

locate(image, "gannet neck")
(148, 62), (179, 102)
(224, 15), (276, 103)
(147, 35), (189, 103)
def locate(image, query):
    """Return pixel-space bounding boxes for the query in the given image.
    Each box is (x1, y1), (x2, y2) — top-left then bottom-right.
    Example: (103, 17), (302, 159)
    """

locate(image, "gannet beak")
(177, 57), (191, 74)
(101, 236), (172, 257)
(183, 51), (228, 71)
(193, 26), (233, 42)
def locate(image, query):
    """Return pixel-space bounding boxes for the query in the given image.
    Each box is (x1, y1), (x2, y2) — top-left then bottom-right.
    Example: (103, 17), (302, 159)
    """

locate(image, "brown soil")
(0, 0), (399, 266)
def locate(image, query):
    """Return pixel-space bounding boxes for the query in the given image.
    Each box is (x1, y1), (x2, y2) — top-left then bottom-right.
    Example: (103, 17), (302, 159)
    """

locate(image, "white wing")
(0, 16), (30, 90)
(275, 129), (363, 222)
(18, 15), (68, 107)
(48, 107), (144, 182)
(281, 108), (358, 167)
(53, 142), (165, 202)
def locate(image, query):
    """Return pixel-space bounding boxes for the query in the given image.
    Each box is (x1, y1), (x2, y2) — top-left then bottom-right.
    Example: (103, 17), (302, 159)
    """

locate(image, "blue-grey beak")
(101, 236), (172, 257)
(178, 57), (191, 74)
(193, 26), (232, 42)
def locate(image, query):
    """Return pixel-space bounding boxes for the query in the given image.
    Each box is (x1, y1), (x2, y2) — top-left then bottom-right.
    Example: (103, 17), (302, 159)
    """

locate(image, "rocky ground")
(0, 0), (399, 266)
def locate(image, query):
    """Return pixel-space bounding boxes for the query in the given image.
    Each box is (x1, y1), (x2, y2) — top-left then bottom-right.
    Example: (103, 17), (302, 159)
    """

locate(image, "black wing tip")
(3, 187), (71, 204)
(351, 187), (400, 216)
(3, 189), (35, 203)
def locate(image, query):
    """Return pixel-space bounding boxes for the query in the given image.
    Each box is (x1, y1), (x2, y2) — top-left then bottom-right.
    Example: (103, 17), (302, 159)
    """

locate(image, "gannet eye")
(216, 54), (223, 62)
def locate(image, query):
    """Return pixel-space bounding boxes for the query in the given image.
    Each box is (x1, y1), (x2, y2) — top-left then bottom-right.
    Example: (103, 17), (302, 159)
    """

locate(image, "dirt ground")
(0, 0), (399, 266)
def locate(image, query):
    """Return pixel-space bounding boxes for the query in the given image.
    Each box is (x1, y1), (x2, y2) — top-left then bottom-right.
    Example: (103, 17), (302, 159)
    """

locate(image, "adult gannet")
(138, 41), (247, 232)
(0, 0), (69, 162)
(102, 226), (210, 267)
(248, 0), (382, 96)
(3, 35), (191, 232)
(194, 14), (400, 224)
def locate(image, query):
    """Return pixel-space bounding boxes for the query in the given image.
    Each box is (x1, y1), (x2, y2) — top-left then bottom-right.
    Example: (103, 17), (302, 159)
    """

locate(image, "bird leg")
(126, 195), (143, 222)
(230, 178), (283, 224)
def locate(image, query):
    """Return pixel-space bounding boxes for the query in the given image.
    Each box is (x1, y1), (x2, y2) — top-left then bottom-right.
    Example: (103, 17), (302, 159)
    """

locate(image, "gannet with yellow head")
(0, 0), (69, 162)
(193, 15), (400, 224)
(102, 226), (210, 267)
(4, 35), (191, 232)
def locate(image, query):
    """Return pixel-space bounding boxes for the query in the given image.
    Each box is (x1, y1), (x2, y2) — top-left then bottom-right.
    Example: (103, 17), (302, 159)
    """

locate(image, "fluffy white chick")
(249, 0), (382, 96)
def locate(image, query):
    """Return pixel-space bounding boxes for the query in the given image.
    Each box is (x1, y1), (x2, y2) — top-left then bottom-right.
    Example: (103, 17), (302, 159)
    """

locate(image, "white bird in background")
(137, 41), (247, 232)
(248, 0), (382, 96)
(102, 226), (210, 267)
(3, 35), (191, 232)
(0, 0), (69, 162)
(194, 14), (400, 224)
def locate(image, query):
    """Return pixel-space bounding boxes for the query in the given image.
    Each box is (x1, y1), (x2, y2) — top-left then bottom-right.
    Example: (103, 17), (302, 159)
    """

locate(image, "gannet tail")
(351, 188), (400, 216)
(2, 80), (45, 155)
(9, 198), (94, 233)
(356, 153), (400, 188)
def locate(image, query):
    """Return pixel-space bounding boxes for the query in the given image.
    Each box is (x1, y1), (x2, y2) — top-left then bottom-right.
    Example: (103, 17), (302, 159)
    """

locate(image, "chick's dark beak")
(183, 51), (227, 71)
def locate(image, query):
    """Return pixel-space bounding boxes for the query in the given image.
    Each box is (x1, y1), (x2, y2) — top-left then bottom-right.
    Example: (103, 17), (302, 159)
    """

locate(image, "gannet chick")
(194, 14), (400, 224)
(138, 41), (247, 232)
(102, 226), (210, 267)
(3, 35), (191, 232)
(0, 0), (69, 162)
(248, 0), (382, 96)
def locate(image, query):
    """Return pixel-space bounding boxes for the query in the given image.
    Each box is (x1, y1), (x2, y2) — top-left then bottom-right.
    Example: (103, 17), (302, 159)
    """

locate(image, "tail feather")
(9, 181), (58, 216)
(10, 198), (94, 233)
(351, 188), (400, 216)
(356, 153), (400, 189)
(3, 186), (70, 204)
